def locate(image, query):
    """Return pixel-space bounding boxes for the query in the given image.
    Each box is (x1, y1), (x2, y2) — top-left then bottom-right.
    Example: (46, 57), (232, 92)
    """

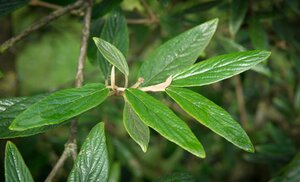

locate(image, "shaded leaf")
(229, 0), (248, 36)
(124, 88), (205, 158)
(0, 0), (28, 16)
(123, 102), (150, 152)
(171, 50), (271, 87)
(5, 141), (34, 182)
(249, 17), (269, 50)
(93, 37), (129, 76)
(270, 151), (300, 182)
(92, 0), (122, 19)
(0, 95), (67, 139)
(166, 87), (254, 152)
(155, 172), (194, 182)
(68, 122), (109, 182)
(0, 70), (3, 78)
(10, 84), (109, 131)
(138, 19), (218, 86)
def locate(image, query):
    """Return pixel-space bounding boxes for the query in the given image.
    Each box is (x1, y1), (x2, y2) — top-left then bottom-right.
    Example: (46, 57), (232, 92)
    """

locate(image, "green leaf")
(0, 0), (28, 17)
(0, 70), (3, 78)
(68, 122), (109, 182)
(123, 102), (150, 152)
(93, 37), (129, 76)
(5, 141), (34, 182)
(88, 9), (129, 79)
(166, 87), (254, 152)
(155, 172), (194, 182)
(0, 97), (26, 112)
(10, 83), (109, 131)
(0, 95), (68, 139)
(99, 9), (129, 78)
(92, 0), (122, 19)
(249, 17), (269, 50)
(229, 0), (248, 36)
(171, 50), (271, 87)
(124, 88), (205, 158)
(270, 151), (300, 182)
(138, 19), (218, 86)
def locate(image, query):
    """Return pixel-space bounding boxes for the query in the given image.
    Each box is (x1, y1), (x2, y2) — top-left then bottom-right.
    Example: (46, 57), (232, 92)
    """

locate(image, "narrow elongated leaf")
(172, 50), (271, 87)
(229, 0), (248, 36)
(138, 19), (218, 86)
(0, 94), (68, 138)
(123, 102), (150, 152)
(10, 84), (109, 131)
(68, 122), (109, 182)
(0, 70), (3, 78)
(166, 87), (254, 152)
(99, 9), (129, 78)
(5, 141), (34, 182)
(124, 88), (205, 158)
(88, 9), (129, 79)
(93, 37), (129, 76)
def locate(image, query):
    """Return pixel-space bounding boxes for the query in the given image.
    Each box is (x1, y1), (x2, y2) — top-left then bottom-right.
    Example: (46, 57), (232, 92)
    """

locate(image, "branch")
(234, 75), (248, 130)
(45, 1), (92, 181)
(0, 0), (85, 53)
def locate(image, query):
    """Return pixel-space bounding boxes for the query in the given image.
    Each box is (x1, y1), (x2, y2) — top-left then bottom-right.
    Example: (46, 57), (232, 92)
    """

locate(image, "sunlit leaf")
(139, 19), (218, 86)
(171, 50), (271, 87)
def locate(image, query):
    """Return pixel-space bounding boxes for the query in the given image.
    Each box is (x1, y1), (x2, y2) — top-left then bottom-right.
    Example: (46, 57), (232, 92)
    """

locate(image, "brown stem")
(45, 146), (70, 182)
(45, 1), (92, 181)
(0, 0), (85, 53)
(234, 75), (248, 129)
(30, 0), (62, 10)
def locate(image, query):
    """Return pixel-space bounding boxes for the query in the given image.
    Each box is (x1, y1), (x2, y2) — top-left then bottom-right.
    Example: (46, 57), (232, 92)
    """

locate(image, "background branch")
(0, 0), (85, 53)
(44, 1), (92, 181)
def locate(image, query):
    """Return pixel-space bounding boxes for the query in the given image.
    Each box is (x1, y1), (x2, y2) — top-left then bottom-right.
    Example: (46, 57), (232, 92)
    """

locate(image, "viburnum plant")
(0, 17), (270, 181)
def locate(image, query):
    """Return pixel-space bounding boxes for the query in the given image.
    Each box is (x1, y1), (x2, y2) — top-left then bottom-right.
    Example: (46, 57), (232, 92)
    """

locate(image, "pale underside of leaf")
(124, 88), (205, 158)
(123, 102), (150, 152)
(93, 37), (129, 76)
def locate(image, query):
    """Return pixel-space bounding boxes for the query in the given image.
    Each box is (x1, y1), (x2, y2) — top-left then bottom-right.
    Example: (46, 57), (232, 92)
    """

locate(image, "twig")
(44, 1), (92, 181)
(234, 75), (248, 129)
(30, 0), (61, 10)
(126, 0), (158, 25)
(45, 145), (70, 182)
(0, 0), (85, 53)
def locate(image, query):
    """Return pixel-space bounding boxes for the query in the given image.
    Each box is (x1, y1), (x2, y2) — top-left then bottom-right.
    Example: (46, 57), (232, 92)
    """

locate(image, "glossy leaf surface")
(5, 141), (34, 182)
(10, 84), (109, 131)
(68, 122), (109, 182)
(93, 37), (129, 76)
(123, 102), (150, 152)
(124, 88), (205, 158)
(172, 50), (271, 87)
(0, 95), (67, 138)
(138, 19), (218, 86)
(166, 87), (254, 152)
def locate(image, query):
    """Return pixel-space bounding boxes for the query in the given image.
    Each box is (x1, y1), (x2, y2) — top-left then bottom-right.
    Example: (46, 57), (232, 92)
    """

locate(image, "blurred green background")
(0, 0), (300, 181)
